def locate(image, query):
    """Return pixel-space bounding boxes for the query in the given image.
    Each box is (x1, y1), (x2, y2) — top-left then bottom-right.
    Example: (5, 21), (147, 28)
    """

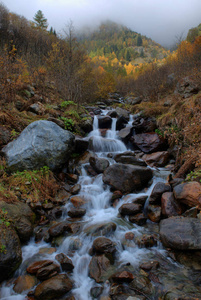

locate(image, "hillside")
(78, 21), (169, 70)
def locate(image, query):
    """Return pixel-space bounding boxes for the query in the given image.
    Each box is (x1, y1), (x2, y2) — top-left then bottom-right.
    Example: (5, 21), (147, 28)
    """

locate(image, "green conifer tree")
(33, 10), (48, 30)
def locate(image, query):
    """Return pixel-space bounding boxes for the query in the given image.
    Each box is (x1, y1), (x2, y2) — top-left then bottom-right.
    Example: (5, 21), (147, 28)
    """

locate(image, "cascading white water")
(0, 109), (178, 300)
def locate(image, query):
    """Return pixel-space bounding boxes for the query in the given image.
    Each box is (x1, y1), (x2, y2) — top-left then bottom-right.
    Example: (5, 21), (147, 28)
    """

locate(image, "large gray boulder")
(2, 120), (75, 171)
(102, 163), (153, 193)
(160, 217), (201, 250)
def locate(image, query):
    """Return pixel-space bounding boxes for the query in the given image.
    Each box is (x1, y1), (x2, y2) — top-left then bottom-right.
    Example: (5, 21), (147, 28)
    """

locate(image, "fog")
(2, 0), (201, 47)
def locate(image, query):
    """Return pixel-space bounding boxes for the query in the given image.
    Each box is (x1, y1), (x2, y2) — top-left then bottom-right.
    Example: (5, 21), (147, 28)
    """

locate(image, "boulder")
(84, 222), (117, 236)
(98, 116), (112, 129)
(111, 271), (134, 283)
(0, 224), (22, 282)
(118, 127), (133, 142)
(149, 182), (171, 205)
(132, 116), (157, 134)
(175, 76), (199, 98)
(147, 205), (161, 223)
(103, 163), (153, 193)
(68, 208), (86, 218)
(116, 116), (128, 131)
(89, 156), (109, 173)
(29, 102), (45, 115)
(74, 137), (89, 154)
(48, 221), (69, 237)
(142, 151), (169, 167)
(70, 196), (86, 208)
(79, 118), (93, 133)
(136, 234), (158, 248)
(89, 254), (111, 283)
(0, 201), (35, 242)
(14, 274), (38, 294)
(119, 203), (142, 215)
(92, 237), (116, 254)
(161, 192), (182, 218)
(36, 262), (60, 280)
(173, 181), (201, 208)
(115, 107), (130, 120)
(131, 133), (167, 154)
(2, 120), (75, 172)
(160, 216), (201, 250)
(114, 154), (147, 167)
(27, 260), (54, 274)
(55, 253), (74, 272)
(34, 274), (73, 300)
(129, 213), (147, 225)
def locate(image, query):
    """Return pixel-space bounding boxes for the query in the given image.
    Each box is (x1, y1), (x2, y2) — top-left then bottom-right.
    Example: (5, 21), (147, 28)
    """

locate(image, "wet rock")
(2, 120), (75, 172)
(173, 181), (201, 208)
(136, 234), (158, 248)
(107, 110), (118, 118)
(66, 173), (79, 183)
(85, 222), (117, 236)
(14, 274), (38, 294)
(149, 182), (171, 205)
(34, 274), (73, 300)
(68, 237), (83, 251)
(160, 216), (201, 250)
(147, 205), (161, 222)
(111, 190), (123, 202)
(130, 274), (154, 296)
(125, 232), (135, 240)
(92, 237), (116, 254)
(111, 271), (134, 283)
(118, 127), (133, 142)
(74, 137), (89, 154)
(142, 151), (169, 167)
(70, 184), (81, 195)
(103, 163), (153, 193)
(48, 221), (69, 237)
(89, 156), (110, 173)
(90, 286), (104, 298)
(161, 192), (182, 218)
(68, 207), (86, 218)
(66, 223), (82, 234)
(79, 118), (93, 134)
(38, 247), (57, 255)
(116, 116), (128, 130)
(119, 203), (142, 215)
(70, 196), (86, 207)
(129, 213), (147, 225)
(49, 207), (63, 219)
(27, 260), (53, 274)
(98, 115), (112, 129)
(0, 224), (22, 282)
(115, 107), (130, 120)
(0, 201), (35, 242)
(132, 116), (157, 134)
(140, 261), (160, 271)
(36, 262), (60, 280)
(89, 254), (111, 283)
(55, 253), (74, 272)
(131, 132), (167, 154)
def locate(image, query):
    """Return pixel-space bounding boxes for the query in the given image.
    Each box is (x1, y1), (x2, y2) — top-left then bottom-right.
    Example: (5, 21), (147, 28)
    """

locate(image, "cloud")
(2, 0), (201, 46)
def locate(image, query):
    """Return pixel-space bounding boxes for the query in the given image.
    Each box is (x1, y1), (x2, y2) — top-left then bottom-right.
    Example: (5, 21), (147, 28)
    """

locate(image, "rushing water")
(1, 111), (200, 300)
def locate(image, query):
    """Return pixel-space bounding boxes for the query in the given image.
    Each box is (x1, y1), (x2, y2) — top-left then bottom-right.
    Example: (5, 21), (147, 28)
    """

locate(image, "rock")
(130, 274), (154, 296)
(115, 107), (130, 120)
(14, 274), (38, 294)
(161, 192), (182, 218)
(27, 260), (54, 274)
(119, 203), (142, 215)
(68, 208), (86, 218)
(67, 223), (82, 234)
(0, 224), (22, 282)
(116, 116), (128, 131)
(103, 163), (153, 193)
(70, 184), (81, 195)
(89, 156), (110, 173)
(34, 274), (73, 300)
(182, 207), (198, 218)
(114, 153), (147, 167)
(131, 133), (167, 154)
(0, 201), (35, 242)
(160, 217), (201, 250)
(140, 261), (159, 271)
(29, 102), (45, 115)
(111, 271), (134, 283)
(55, 253), (74, 272)
(136, 234), (158, 248)
(125, 96), (142, 105)
(98, 116), (112, 129)
(129, 213), (147, 225)
(0, 125), (10, 147)
(149, 182), (171, 205)
(125, 232), (135, 240)
(90, 286), (104, 299)
(147, 205), (161, 223)
(74, 137), (89, 154)
(173, 181), (201, 208)
(175, 76), (199, 98)
(47, 117), (65, 128)
(2, 120), (75, 172)
(142, 151), (169, 167)
(66, 173), (79, 183)
(118, 127), (133, 142)
(48, 221), (69, 237)
(79, 118), (93, 134)
(89, 254), (111, 283)
(70, 196), (86, 207)
(107, 110), (118, 118)
(132, 116), (157, 134)
(36, 262), (60, 280)
(85, 222), (117, 236)
(92, 237), (116, 254)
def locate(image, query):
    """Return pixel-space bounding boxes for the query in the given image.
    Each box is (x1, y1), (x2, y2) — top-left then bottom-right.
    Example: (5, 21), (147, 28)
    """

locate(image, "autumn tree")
(33, 10), (48, 30)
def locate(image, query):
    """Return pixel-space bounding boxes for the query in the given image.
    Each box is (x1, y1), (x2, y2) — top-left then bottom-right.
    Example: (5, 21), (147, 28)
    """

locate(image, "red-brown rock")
(131, 132), (167, 154)
(161, 192), (182, 218)
(173, 181), (201, 208)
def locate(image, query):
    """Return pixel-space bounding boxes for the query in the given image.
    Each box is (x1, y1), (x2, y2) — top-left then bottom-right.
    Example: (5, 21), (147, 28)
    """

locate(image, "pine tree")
(33, 10), (48, 30)
(137, 34), (142, 46)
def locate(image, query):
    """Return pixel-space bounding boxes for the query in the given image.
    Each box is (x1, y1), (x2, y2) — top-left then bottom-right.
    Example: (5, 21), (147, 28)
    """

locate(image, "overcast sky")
(2, 0), (201, 47)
